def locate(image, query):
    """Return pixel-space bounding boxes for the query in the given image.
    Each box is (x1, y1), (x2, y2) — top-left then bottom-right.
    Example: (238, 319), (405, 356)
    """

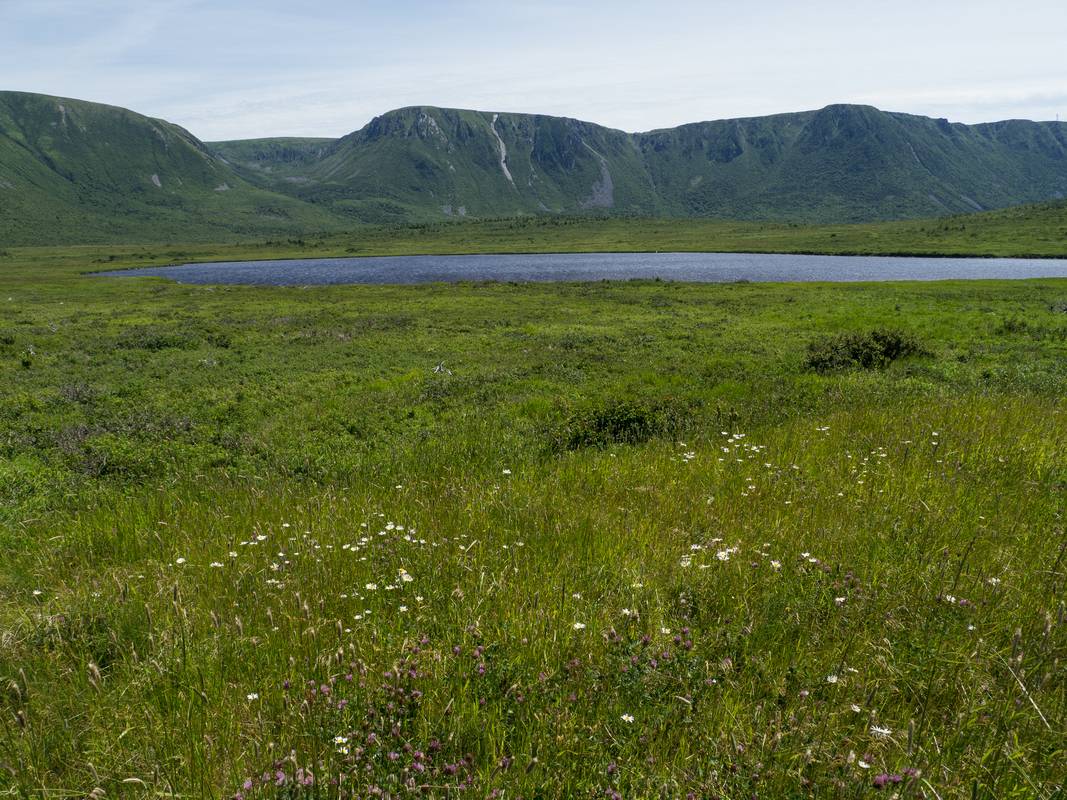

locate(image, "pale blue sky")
(2, 0), (1066, 140)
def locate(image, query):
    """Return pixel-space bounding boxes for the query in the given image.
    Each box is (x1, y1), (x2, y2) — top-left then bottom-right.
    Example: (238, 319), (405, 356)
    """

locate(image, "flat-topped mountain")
(3, 90), (1067, 243)
(214, 104), (1067, 224)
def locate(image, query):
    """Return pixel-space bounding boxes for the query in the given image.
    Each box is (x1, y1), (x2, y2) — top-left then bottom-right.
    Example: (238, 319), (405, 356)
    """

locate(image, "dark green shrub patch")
(995, 316), (1067, 341)
(805, 328), (927, 373)
(114, 325), (199, 351)
(551, 395), (693, 450)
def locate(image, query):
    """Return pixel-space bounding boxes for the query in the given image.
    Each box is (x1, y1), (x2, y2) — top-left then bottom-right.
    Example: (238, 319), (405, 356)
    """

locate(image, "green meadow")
(0, 222), (1065, 798)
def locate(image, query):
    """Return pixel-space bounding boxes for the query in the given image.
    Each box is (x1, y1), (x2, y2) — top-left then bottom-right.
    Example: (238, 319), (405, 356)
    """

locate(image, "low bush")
(995, 316), (1067, 341)
(551, 395), (692, 450)
(805, 328), (927, 373)
(114, 326), (199, 351)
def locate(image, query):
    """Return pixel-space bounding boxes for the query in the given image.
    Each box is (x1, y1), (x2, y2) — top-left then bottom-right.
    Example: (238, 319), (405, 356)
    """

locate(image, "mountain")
(637, 105), (1067, 221)
(212, 108), (660, 223)
(3, 90), (1067, 244)
(212, 103), (1067, 225)
(0, 91), (343, 244)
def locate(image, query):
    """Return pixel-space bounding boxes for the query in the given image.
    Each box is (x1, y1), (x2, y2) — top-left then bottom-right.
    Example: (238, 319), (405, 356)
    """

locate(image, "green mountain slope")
(3, 91), (1067, 244)
(213, 103), (1067, 225)
(209, 137), (336, 183)
(0, 91), (343, 244)
(637, 105), (1067, 221)
(213, 108), (660, 224)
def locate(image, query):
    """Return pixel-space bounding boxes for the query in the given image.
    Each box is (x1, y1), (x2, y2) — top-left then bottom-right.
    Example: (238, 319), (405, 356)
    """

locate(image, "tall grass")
(2, 396), (1064, 797)
(0, 251), (1065, 797)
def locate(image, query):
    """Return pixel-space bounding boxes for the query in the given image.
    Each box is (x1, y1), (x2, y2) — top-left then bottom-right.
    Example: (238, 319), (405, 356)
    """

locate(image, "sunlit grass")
(0, 247), (1065, 797)
(2, 396), (1064, 797)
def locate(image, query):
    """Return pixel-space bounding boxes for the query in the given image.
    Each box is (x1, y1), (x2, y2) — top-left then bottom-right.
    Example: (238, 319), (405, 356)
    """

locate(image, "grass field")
(5, 200), (1067, 270)
(0, 226), (1065, 798)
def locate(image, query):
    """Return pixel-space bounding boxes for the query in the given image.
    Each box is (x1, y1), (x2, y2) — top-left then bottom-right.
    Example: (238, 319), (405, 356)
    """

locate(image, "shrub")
(74, 433), (172, 479)
(805, 328), (927, 373)
(995, 317), (1030, 335)
(551, 395), (691, 450)
(995, 316), (1067, 341)
(115, 326), (198, 351)
(58, 382), (98, 404)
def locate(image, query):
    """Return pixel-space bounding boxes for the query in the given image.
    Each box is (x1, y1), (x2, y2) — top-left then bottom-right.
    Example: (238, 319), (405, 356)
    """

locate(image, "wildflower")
(858, 760), (871, 769)
(246, 693), (259, 701)
(398, 605), (408, 612)
(621, 608), (633, 617)
(32, 589), (43, 597)
(620, 714), (634, 723)
(334, 735), (349, 745)
(399, 569), (414, 582)
(660, 627), (671, 635)
(573, 622), (586, 631)
(770, 560), (781, 570)
(870, 725), (892, 738)
(873, 773), (903, 789)
(209, 562), (223, 568)
(365, 583), (378, 591)
(851, 704), (862, 713)
(502, 469), (512, 475)
(175, 557), (187, 565)
(826, 674), (839, 684)
(834, 596), (846, 606)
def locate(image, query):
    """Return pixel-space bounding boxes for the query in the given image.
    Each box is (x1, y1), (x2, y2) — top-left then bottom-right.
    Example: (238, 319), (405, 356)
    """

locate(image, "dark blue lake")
(99, 252), (1067, 285)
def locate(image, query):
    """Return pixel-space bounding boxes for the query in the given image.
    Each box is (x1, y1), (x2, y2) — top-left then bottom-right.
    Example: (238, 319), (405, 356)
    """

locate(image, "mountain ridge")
(0, 90), (347, 243)
(208, 102), (1067, 222)
(3, 89), (1067, 243)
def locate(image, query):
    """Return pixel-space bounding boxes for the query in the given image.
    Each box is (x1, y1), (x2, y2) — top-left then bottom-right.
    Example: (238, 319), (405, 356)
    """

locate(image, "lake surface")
(99, 252), (1067, 285)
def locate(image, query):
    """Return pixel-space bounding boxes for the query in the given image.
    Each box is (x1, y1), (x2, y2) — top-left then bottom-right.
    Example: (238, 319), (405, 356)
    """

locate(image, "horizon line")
(2, 88), (1064, 143)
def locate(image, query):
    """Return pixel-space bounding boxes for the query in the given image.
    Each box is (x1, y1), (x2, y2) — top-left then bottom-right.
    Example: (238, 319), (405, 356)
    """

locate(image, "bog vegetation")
(0, 239), (1064, 799)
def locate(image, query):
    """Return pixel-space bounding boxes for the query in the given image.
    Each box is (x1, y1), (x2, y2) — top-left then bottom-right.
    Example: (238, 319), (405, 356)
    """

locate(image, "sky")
(2, 0), (1066, 141)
